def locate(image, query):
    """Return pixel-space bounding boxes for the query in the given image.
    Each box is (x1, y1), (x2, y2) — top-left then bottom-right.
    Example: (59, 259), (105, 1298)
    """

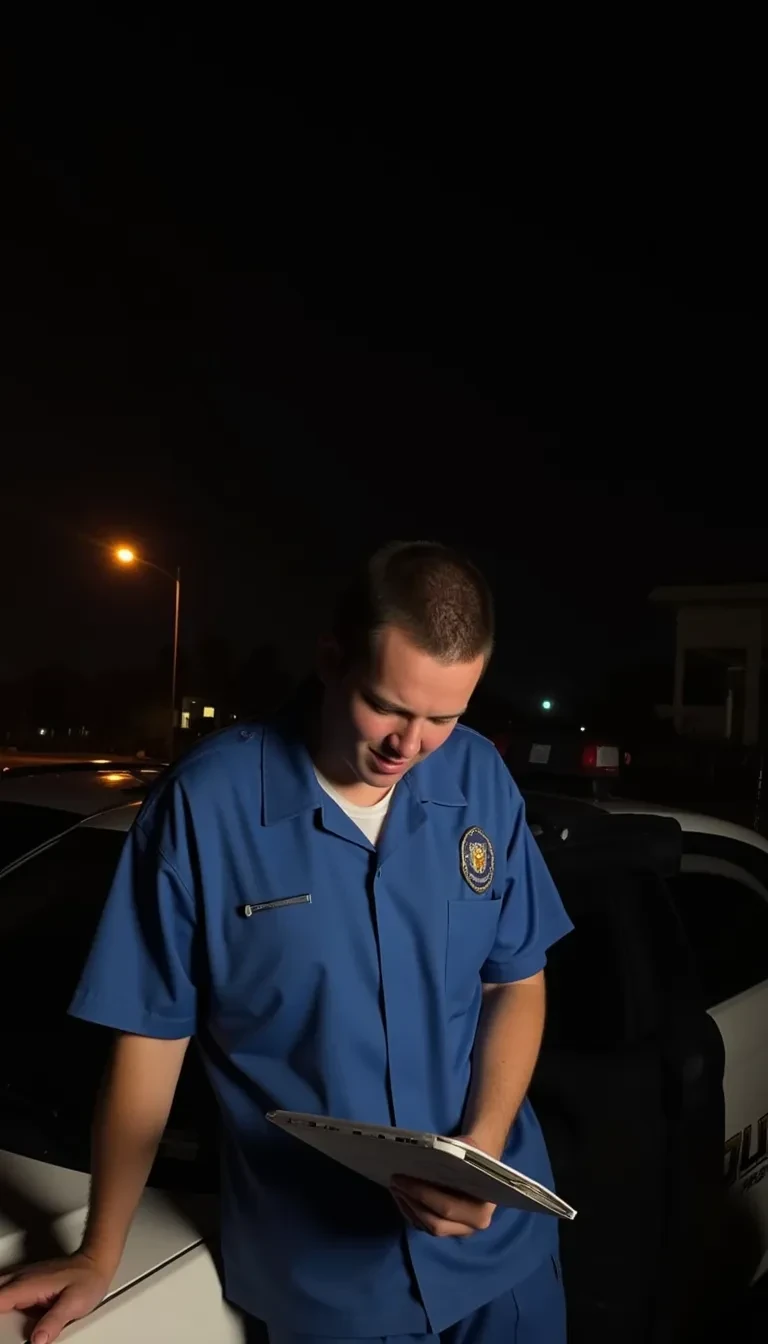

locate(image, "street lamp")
(113, 545), (181, 760)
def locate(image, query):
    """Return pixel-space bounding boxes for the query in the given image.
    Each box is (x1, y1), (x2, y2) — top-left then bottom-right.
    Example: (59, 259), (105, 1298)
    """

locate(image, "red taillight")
(581, 744), (620, 774)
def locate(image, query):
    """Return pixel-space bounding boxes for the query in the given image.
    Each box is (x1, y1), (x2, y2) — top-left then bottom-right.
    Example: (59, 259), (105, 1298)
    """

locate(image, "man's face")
(319, 625), (486, 792)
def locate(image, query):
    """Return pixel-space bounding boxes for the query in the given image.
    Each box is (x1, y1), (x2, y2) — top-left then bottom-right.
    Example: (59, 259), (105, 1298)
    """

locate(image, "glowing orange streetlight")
(112, 544), (181, 760)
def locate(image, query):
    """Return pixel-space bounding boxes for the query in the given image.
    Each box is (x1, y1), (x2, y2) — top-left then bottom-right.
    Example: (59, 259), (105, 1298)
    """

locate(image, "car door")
(667, 833), (768, 1284)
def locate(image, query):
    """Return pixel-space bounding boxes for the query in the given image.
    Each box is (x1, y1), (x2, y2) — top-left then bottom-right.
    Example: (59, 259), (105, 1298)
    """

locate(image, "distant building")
(651, 584), (768, 745)
(179, 695), (219, 733)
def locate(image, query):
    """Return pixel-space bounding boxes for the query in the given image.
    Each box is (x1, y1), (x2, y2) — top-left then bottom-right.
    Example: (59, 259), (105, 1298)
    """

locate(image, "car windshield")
(0, 800), (80, 870)
(0, 825), (217, 1191)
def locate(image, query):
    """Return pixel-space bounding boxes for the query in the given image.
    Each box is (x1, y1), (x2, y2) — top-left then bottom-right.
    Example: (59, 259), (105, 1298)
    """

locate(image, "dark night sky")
(3, 27), (767, 713)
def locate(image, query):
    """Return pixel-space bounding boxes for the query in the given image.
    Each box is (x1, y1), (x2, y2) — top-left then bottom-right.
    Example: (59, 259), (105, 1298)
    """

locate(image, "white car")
(0, 773), (248, 1343)
(0, 770), (766, 1338)
(600, 798), (768, 1283)
(525, 790), (768, 1290)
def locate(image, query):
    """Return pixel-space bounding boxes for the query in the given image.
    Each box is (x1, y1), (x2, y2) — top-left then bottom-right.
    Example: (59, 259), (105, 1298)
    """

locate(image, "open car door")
(528, 805), (726, 1344)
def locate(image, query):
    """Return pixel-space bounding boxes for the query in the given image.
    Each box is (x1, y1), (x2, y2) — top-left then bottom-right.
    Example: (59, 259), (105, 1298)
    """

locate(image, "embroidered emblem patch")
(460, 826), (495, 894)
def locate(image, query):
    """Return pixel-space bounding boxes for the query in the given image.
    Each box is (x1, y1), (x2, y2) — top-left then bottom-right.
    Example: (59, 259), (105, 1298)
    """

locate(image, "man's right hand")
(0, 1250), (113, 1343)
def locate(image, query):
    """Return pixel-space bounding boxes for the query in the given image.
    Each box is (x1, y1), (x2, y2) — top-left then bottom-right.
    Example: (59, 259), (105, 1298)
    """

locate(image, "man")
(0, 541), (572, 1344)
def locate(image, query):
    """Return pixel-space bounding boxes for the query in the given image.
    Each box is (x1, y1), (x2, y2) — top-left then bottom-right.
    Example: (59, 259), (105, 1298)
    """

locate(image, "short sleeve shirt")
(70, 720), (573, 1335)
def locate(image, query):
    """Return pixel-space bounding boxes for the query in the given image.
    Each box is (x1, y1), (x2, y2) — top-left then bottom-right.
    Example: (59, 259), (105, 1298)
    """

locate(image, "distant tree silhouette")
(602, 660), (672, 733)
(192, 636), (236, 704)
(16, 664), (90, 730)
(234, 644), (295, 719)
(0, 640), (297, 754)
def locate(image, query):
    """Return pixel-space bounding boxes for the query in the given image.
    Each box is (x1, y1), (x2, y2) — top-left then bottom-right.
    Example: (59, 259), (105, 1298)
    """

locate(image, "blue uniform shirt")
(70, 719), (573, 1334)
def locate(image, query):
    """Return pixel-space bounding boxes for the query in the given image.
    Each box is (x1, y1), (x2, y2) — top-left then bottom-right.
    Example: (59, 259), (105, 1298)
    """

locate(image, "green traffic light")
(541, 699), (552, 711)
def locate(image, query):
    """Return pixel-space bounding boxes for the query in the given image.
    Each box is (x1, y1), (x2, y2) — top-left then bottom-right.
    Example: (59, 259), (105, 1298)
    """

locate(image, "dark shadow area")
(243, 1316), (269, 1343)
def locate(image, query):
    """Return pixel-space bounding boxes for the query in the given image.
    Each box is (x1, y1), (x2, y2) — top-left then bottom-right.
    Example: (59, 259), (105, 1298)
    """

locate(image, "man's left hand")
(390, 1136), (498, 1237)
(390, 1177), (496, 1236)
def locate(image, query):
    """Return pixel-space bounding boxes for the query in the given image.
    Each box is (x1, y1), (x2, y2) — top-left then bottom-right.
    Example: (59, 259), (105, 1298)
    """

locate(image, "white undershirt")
(314, 768), (395, 846)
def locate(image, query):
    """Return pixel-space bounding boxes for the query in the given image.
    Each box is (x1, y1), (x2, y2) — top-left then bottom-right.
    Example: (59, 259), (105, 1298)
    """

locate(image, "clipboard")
(267, 1110), (576, 1219)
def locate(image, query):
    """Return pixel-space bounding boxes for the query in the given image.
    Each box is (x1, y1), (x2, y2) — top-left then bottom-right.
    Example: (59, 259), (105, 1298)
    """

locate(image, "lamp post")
(114, 546), (181, 760)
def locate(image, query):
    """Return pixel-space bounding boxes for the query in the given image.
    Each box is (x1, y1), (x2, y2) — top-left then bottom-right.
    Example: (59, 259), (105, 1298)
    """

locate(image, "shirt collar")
(405, 747), (466, 806)
(262, 719), (466, 826)
(262, 720), (322, 826)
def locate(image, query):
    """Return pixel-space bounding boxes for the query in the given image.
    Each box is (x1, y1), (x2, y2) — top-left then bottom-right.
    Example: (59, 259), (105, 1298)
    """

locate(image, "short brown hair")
(333, 541), (494, 667)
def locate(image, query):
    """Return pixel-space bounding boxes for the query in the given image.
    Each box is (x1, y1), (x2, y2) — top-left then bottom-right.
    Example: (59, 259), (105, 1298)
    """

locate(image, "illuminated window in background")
(181, 711), (191, 730)
(203, 706), (215, 719)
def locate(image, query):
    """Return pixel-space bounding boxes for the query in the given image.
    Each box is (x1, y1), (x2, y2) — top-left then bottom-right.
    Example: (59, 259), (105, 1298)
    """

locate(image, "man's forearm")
(81, 1032), (190, 1275)
(462, 972), (546, 1159)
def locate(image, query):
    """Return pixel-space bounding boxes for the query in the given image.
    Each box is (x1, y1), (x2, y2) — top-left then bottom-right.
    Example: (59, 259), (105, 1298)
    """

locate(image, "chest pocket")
(445, 899), (503, 1015)
(217, 894), (322, 1024)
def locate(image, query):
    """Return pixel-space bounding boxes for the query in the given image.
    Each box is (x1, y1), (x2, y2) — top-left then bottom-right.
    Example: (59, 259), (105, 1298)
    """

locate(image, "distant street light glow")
(541, 699), (552, 711)
(115, 546), (136, 564)
(580, 725), (586, 732)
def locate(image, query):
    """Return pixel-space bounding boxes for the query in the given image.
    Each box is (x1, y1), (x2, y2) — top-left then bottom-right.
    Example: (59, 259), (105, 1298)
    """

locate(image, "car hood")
(0, 1148), (212, 1341)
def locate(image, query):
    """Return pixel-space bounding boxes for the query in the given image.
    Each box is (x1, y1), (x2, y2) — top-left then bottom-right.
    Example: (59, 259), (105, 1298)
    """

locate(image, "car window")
(668, 870), (768, 1008)
(0, 801), (78, 870)
(0, 826), (217, 1190)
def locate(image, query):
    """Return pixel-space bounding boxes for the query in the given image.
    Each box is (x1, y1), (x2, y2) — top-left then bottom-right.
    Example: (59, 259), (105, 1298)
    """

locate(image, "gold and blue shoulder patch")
(460, 826), (495, 894)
